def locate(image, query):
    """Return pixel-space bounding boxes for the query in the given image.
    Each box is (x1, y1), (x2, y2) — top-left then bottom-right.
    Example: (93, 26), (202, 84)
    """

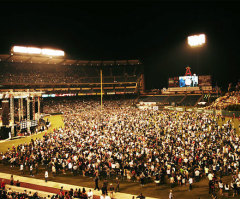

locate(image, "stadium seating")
(178, 95), (202, 106)
(166, 95), (184, 105)
(139, 96), (169, 103)
(139, 95), (204, 106)
(0, 61), (142, 84)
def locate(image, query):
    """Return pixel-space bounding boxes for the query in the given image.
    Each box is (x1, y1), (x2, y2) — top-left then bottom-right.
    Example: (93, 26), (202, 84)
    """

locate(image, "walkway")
(0, 172), (159, 199)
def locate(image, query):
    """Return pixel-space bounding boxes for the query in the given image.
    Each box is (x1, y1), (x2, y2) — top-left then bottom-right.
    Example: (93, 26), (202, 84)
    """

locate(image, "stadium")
(0, 1), (240, 199)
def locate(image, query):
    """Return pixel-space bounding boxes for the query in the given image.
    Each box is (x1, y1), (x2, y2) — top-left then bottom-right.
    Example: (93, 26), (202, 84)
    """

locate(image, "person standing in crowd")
(16, 180), (20, 187)
(102, 179), (108, 195)
(115, 177), (120, 192)
(45, 170), (48, 182)
(10, 174), (14, 185)
(140, 173), (145, 187)
(87, 189), (93, 199)
(1, 179), (5, 190)
(29, 164), (33, 176)
(136, 193), (145, 199)
(169, 190), (174, 199)
(59, 187), (64, 199)
(218, 179), (223, 196)
(35, 162), (39, 175)
(170, 176), (175, 188)
(189, 177), (193, 191)
(224, 183), (230, 197)
(20, 163), (24, 175)
(94, 176), (100, 191)
(109, 183), (114, 199)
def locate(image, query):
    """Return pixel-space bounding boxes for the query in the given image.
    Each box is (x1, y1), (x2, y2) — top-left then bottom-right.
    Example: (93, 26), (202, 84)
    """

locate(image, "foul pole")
(100, 69), (103, 111)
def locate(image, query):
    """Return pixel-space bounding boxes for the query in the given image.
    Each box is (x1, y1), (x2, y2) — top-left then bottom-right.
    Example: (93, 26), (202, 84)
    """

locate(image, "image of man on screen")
(185, 76), (192, 87)
(179, 77), (185, 87)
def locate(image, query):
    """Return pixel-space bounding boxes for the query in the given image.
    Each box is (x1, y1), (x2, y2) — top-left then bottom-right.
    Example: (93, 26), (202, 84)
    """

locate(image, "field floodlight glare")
(188, 34), (206, 47)
(12, 46), (65, 57)
(41, 49), (64, 56)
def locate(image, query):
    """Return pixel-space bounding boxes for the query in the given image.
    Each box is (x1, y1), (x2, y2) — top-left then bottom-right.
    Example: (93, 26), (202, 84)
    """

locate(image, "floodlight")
(42, 48), (64, 56)
(27, 47), (42, 54)
(12, 46), (65, 57)
(188, 34), (206, 47)
(12, 46), (28, 53)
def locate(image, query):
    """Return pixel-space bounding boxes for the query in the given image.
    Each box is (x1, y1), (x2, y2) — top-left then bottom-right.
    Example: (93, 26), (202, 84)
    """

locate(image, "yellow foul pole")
(100, 69), (103, 111)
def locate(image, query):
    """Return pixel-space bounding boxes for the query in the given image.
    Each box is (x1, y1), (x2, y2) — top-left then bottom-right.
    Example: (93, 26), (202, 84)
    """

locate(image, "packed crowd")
(206, 91), (240, 110)
(0, 187), (44, 199)
(0, 63), (140, 85)
(1, 99), (240, 198)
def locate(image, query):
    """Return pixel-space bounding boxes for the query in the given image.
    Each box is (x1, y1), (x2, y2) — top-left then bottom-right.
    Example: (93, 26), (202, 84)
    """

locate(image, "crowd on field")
(1, 99), (240, 198)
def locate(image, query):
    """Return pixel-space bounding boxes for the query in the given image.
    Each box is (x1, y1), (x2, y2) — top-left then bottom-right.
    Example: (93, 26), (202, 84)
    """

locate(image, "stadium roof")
(0, 54), (141, 66)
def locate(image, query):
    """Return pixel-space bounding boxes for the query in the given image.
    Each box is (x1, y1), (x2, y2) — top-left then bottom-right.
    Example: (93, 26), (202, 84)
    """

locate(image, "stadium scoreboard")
(168, 75), (212, 88)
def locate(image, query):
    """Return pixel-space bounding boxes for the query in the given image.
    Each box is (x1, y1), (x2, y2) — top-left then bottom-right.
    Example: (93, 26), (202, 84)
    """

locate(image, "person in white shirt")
(208, 173), (213, 181)
(189, 177), (193, 191)
(218, 180), (223, 196)
(205, 167), (209, 176)
(105, 194), (111, 199)
(20, 164), (24, 175)
(87, 189), (93, 199)
(224, 183), (229, 197)
(195, 169), (200, 182)
(45, 170), (48, 182)
(169, 189), (174, 199)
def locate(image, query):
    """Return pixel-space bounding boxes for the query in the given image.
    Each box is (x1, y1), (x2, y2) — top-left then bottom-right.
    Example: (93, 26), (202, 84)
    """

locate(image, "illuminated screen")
(179, 76), (198, 87)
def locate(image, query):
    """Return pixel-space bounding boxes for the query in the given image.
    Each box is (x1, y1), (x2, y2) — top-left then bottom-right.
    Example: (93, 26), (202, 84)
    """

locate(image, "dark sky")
(0, 0), (239, 90)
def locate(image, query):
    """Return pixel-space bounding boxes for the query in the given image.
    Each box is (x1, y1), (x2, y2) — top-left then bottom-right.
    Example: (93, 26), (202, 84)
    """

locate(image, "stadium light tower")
(188, 34), (206, 47)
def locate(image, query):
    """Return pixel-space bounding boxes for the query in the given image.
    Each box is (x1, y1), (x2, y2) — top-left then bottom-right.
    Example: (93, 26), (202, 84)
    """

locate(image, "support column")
(32, 97), (35, 120)
(20, 98), (24, 120)
(38, 96), (41, 119)
(27, 96), (31, 134)
(18, 98), (21, 122)
(10, 95), (14, 139)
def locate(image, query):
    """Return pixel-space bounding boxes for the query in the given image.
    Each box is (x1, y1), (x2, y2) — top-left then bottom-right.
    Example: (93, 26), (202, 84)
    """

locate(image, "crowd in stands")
(1, 98), (240, 198)
(0, 63), (141, 85)
(206, 91), (240, 110)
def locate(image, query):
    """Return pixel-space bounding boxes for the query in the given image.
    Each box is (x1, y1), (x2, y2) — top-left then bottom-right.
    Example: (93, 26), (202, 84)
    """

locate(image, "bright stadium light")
(12, 46), (65, 57)
(42, 48), (64, 56)
(12, 46), (28, 53)
(188, 34), (206, 47)
(28, 47), (42, 54)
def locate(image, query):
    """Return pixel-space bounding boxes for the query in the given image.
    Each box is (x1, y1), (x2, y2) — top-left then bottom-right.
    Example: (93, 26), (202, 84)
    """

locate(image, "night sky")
(0, 1), (239, 91)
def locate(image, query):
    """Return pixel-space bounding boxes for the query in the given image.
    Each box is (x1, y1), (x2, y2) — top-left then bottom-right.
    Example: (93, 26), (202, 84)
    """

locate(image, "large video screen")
(179, 76), (198, 87)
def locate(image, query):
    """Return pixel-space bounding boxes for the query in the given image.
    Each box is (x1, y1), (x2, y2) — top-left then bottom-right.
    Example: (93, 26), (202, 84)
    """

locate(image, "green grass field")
(0, 115), (64, 153)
